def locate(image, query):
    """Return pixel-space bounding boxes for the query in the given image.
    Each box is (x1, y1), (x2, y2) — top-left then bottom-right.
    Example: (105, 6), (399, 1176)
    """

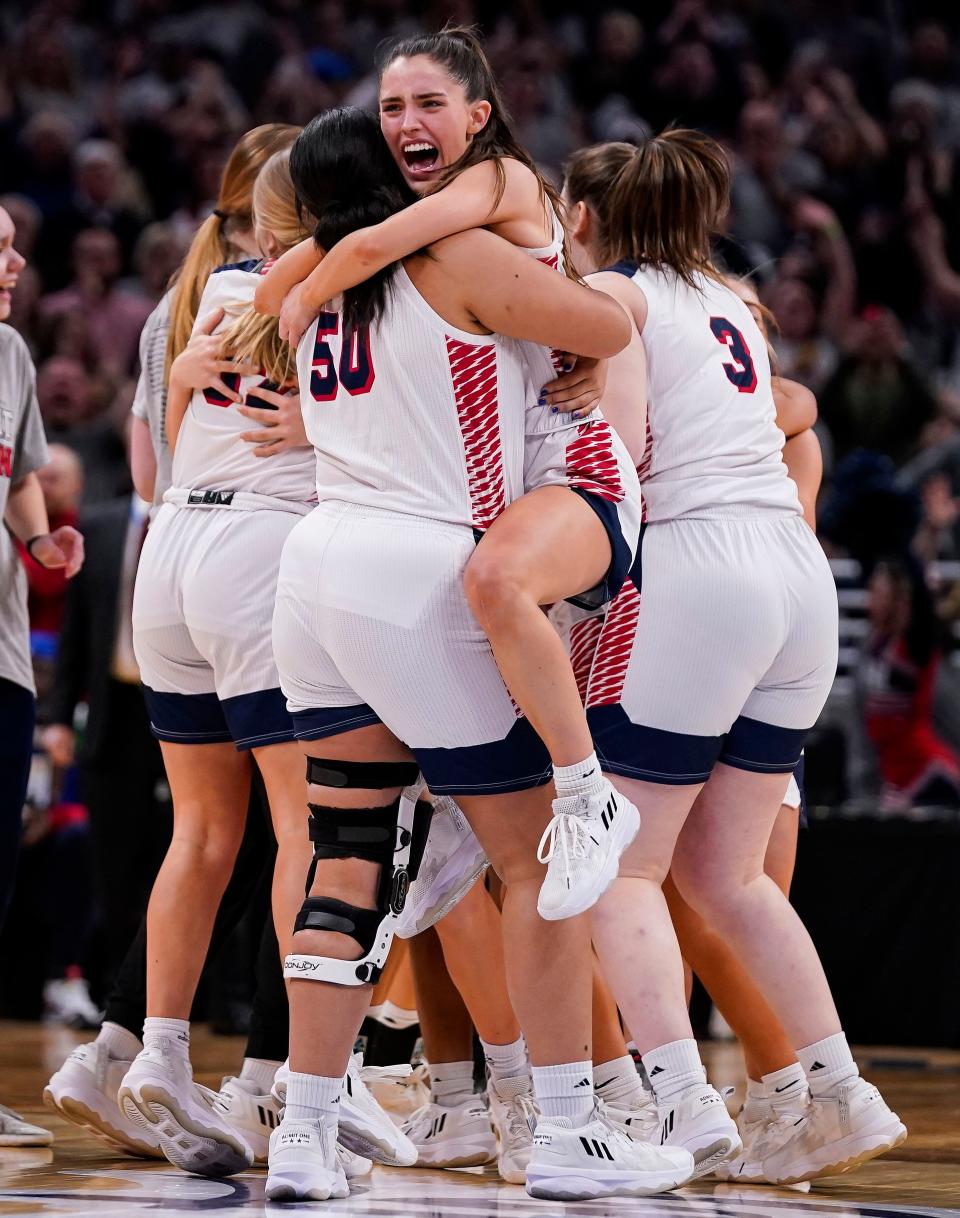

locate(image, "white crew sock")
(142, 1016), (190, 1060)
(96, 1020), (142, 1061)
(552, 753), (605, 798)
(430, 1060), (475, 1108)
(797, 1033), (858, 1095)
(240, 1057), (282, 1093)
(531, 1060), (594, 1125)
(642, 1038), (707, 1103)
(481, 1035), (528, 1083)
(285, 1070), (342, 1121)
(593, 1054), (645, 1108)
(759, 1061), (807, 1101)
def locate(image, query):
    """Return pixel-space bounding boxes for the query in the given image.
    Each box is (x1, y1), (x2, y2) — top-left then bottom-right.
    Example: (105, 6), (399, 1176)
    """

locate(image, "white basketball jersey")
(612, 262), (801, 521)
(172, 261), (317, 507)
(295, 267), (545, 531)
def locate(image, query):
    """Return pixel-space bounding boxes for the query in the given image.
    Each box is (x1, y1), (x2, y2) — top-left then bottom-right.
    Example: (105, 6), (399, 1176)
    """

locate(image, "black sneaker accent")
(580, 1136), (594, 1156)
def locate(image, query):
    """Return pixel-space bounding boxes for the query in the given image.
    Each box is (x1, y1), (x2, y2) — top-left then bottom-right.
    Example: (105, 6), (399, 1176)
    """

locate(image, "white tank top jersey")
(296, 267), (537, 530)
(609, 262), (802, 522)
(171, 260), (317, 507)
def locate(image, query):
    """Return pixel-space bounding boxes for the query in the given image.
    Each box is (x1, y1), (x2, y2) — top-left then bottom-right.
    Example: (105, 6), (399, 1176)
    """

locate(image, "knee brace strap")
(285, 785), (433, 988)
(306, 756), (420, 789)
(306, 803), (399, 865)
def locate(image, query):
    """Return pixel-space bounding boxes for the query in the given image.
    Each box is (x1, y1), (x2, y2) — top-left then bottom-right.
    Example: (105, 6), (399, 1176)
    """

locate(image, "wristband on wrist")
(25, 534), (49, 566)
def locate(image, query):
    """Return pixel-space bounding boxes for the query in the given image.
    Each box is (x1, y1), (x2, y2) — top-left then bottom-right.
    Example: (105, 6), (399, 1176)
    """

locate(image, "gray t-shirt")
(131, 289), (173, 514)
(0, 325), (50, 694)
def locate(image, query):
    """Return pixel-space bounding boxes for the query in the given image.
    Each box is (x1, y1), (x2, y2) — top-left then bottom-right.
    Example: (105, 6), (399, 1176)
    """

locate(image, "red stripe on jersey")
(569, 614), (603, 705)
(538, 253), (560, 271)
(636, 417), (654, 522)
(445, 338), (505, 532)
(586, 580), (641, 708)
(566, 420), (624, 504)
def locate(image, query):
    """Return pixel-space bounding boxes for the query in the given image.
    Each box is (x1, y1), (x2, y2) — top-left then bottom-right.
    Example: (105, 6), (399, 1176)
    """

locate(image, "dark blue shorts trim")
(221, 687), (295, 750)
(718, 716), (808, 775)
(292, 702), (384, 741)
(143, 687), (234, 746)
(565, 488), (634, 611)
(414, 717), (552, 796)
(292, 705), (552, 797)
(588, 704), (721, 785)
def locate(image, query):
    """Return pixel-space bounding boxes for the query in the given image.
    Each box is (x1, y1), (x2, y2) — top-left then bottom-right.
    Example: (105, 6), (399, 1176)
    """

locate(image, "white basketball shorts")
(133, 497), (307, 749)
(579, 512), (838, 783)
(272, 501), (551, 795)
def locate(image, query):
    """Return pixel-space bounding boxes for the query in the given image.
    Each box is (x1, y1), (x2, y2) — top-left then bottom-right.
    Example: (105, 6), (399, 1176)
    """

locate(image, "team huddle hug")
(41, 24), (906, 1206)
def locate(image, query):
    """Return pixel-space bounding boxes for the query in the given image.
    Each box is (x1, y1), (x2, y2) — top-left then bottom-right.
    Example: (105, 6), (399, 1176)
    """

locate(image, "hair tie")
(213, 208), (229, 222)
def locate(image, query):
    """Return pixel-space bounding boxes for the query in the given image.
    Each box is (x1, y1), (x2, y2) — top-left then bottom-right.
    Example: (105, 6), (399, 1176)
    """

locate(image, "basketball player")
(265, 107), (693, 1203)
(256, 30), (647, 912)
(554, 131), (906, 1186)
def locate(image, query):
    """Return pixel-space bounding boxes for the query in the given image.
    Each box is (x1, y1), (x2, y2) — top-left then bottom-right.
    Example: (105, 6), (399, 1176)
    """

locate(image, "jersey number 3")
(709, 316), (757, 393)
(311, 312), (375, 401)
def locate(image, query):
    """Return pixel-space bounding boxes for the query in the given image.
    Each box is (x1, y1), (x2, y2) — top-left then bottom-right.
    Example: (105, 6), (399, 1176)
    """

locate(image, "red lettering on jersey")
(0, 445), (11, 478)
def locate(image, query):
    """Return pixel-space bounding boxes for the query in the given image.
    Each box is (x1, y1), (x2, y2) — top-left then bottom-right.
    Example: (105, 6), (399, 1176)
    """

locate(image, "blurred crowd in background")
(3, 0), (960, 1028)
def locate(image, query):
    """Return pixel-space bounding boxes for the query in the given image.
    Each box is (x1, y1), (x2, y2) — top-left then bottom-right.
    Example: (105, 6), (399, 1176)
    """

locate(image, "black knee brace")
(283, 756), (432, 986)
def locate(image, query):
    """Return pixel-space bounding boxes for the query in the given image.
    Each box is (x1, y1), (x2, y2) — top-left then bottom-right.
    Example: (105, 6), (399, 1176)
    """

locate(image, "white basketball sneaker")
(714, 1086), (809, 1183)
(526, 1103), (694, 1200)
(213, 1076), (281, 1164)
(605, 1087), (659, 1143)
(537, 782), (640, 920)
(266, 1116), (349, 1202)
(761, 1077), (907, 1185)
(118, 1045), (253, 1176)
(655, 1083), (742, 1178)
(0, 1104), (53, 1147)
(395, 796), (488, 938)
(44, 1040), (162, 1157)
(487, 1074), (537, 1183)
(339, 1053), (418, 1166)
(402, 1098), (496, 1167)
(337, 1144), (373, 1178)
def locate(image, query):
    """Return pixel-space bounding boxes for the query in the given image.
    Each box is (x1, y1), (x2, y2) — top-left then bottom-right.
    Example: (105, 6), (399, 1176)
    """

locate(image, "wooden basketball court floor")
(1, 1025), (957, 1216)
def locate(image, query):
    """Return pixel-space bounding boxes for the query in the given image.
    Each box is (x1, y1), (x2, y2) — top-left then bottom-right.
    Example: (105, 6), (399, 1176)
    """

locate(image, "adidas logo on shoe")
(649, 1066), (664, 1076)
(574, 1078), (592, 1088)
(809, 1061), (826, 1071)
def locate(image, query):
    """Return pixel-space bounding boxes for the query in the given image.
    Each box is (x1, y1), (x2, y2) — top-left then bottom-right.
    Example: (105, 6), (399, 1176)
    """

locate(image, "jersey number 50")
(311, 312), (375, 401)
(709, 316), (757, 393)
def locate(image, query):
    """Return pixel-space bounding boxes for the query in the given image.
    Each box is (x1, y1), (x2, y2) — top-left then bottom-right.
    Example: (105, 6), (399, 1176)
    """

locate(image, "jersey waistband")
(164, 486), (313, 515)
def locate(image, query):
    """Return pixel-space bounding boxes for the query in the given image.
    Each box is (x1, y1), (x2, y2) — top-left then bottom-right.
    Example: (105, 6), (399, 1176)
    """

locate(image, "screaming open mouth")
(402, 142), (440, 175)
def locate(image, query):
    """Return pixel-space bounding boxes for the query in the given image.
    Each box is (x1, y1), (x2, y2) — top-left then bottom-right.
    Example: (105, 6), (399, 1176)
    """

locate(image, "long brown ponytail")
(610, 128), (729, 286)
(565, 129), (731, 288)
(165, 123), (300, 375)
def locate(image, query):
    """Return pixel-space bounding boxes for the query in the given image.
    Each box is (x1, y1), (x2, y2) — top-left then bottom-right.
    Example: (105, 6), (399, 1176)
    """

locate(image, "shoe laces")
(537, 812), (593, 879)
(503, 1091), (538, 1141)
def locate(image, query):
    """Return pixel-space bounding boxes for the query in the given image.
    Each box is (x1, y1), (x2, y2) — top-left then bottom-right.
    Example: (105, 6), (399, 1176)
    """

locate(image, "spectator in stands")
(819, 305), (939, 465)
(36, 356), (129, 504)
(860, 557), (960, 810)
(37, 228), (153, 380)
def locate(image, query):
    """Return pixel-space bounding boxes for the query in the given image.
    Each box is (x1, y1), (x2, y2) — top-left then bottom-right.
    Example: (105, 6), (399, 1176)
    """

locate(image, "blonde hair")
(219, 148), (311, 386)
(165, 123), (300, 375)
(565, 129), (730, 288)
